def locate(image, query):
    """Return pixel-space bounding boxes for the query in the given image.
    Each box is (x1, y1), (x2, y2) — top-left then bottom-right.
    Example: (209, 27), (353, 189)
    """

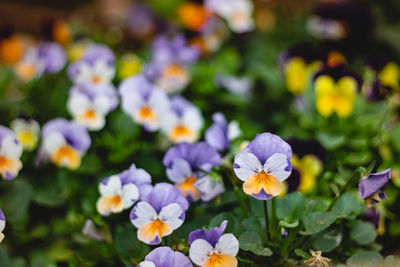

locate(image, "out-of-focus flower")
(10, 117), (40, 151)
(0, 126), (23, 180)
(82, 219), (103, 241)
(130, 183), (189, 245)
(163, 142), (222, 201)
(43, 19), (72, 46)
(364, 208), (385, 235)
(67, 83), (118, 130)
(67, 39), (91, 62)
(41, 119), (90, 170)
(279, 43), (324, 95)
(233, 133), (292, 200)
(119, 74), (170, 131)
(0, 28), (31, 64)
(124, 3), (156, 40)
(314, 65), (362, 118)
(178, 2), (210, 31)
(138, 247), (193, 267)
(205, 0), (254, 33)
(189, 220), (239, 267)
(205, 113), (241, 151)
(304, 250), (331, 267)
(161, 96), (203, 143)
(117, 53), (142, 80)
(15, 42), (66, 81)
(146, 35), (199, 93)
(97, 163), (152, 215)
(68, 44), (115, 85)
(358, 169), (391, 208)
(0, 209), (5, 243)
(192, 17), (229, 54)
(215, 75), (253, 95)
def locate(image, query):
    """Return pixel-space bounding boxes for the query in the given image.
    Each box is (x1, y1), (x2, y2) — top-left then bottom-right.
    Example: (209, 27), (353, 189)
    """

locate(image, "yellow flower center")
(243, 170), (283, 196)
(82, 109), (97, 121)
(51, 145), (81, 170)
(176, 176), (201, 200)
(17, 130), (36, 149)
(91, 76), (102, 83)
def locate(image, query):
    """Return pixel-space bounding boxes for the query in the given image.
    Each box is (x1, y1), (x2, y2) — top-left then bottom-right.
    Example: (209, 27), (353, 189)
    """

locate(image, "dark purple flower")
(358, 169), (391, 207)
(205, 113), (241, 151)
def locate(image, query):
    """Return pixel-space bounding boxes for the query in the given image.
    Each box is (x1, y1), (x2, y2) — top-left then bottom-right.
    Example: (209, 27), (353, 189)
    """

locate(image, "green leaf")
(209, 212), (243, 236)
(276, 192), (307, 222)
(332, 192), (364, 218)
(350, 221), (377, 245)
(347, 251), (384, 267)
(311, 229), (342, 252)
(301, 211), (337, 235)
(390, 124), (400, 153)
(316, 131), (346, 150)
(279, 220), (299, 228)
(3, 179), (33, 226)
(294, 249), (310, 259)
(0, 248), (11, 267)
(384, 255), (400, 267)
(238, 232), (273, 256)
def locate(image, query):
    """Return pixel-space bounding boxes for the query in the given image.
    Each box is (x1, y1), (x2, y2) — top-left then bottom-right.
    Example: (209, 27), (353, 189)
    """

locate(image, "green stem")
(226, 168), (249, 217)
(263, 200), (271, 241)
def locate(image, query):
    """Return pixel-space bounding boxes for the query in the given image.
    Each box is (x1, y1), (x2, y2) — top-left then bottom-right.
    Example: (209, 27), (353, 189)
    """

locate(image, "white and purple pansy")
(68, 44), (115, 85)
(41, 119), (91, 170)
(10, 117), (40, 151)
(119, 74), (170, 131)
(163, 142), (222, 201)
(189, 220), (239, 267)
(138, 246), (193, 267)
(0, 126), (23, 180)
(233, 132), (292, 200)
(205, 112), (241, 152)
(67, 83), (118, 131)
(162, 96), (203, 144)
(130, 183), (189, 245)
(0, 209), (5, 243)
(97, 163), (152, 216)
(358, 169), (391, 207)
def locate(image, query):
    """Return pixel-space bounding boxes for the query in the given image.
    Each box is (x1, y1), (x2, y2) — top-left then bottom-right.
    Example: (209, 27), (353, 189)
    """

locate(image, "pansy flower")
(163, 142), (222, 201)
(15, 42), (66, 81)
(119, 74), (170, 131)
(68, 44), (115, 85)
(0, 126), (23, 180)
(313, 65), (362, 118)
(67, 83), (118, 130)
(205, 113), (241, 152)
(358, 169), (391, 207)
(205, 0), (254, 33)
(0, 28), (26, 64)
(41, 119), (91, 170)
(97, 164), (152, 216)
(178, 1), (210, 31)
(130, 183), (189, 245)
(146, 35), (199, 93)
(0, 209), (5, 243)
(138, 247), (193, 267)
(10, 117), (40, 151)
(214, 75), (252, 95)
(162, 96), (203, 143)
(189, 220), (239, 267)
(364, 208), (386, 235)
(233, 133), (292, 200)
(124, 3), (156, 40)
(117, 53), (142, 80)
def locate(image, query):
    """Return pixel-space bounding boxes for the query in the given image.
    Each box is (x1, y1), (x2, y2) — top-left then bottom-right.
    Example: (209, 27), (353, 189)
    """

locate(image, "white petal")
(159, 203), (184, 230)
(43, 132), (66, 155)
(10, 119), (27, 133)
(99, 175), (122, 196)
(166, 158), (192, 183)
(233, 152), (261, 181)
(139, 261), (156, 267)
(93, 95), (112, 115)
(263, 153), (290, 181)
(131, 201), (158, 228)
(215, 233), (239, 256)
(121, 90), (144, 115)
(227, 121), (241, 141)
(182, 107), (203, 131)
(67, 92), (90, 116)
(161, 111), (179, 133)
(0, 220), (5, 233)
(189, 239), (214, 265)
(0, 135), (22, 159)
(122, 183), (139, 208)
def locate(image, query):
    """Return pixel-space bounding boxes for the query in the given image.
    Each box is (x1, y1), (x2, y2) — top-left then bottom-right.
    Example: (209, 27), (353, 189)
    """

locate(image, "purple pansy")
(358, 169), (391, 207)
(233, 133), (292, 200)
(119, 74), (170, 131)
(163, 142), (222, 201)
(130, 183), (189, 245)
(41, 119), (91, 170)
(205, 112), (241, 151)
(0, 126), (23, 180)
(0, 208), (5, 243)
(189, 220), (239, 267)
(138, 247), (193, 267)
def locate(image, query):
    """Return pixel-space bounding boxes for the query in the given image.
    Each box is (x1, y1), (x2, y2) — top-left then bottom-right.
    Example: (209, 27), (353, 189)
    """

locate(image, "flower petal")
(233, 152), (261, 181)
(215, 233), (239, 256)
(263, 153), (291, 181)
(189, 239), (214, 265)
(159, 203), (184, 230)
(130, 201), (158, 228)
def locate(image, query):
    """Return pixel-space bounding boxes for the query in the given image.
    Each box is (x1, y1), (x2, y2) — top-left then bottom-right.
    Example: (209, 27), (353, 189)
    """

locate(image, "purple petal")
(143, 183), (189, 213)
(188, 220), (228, 247)
(145, 246), (193, 267)
(358, 169), (391, 199)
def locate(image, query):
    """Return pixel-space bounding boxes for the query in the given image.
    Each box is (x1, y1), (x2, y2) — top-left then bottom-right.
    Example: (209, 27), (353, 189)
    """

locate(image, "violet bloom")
(68, 44), (115, 85)
(358, 169), (391, 207)
(67, 83), (118, 130)
(163, 142), (222, 201)
(130, 183), (189, 245)
(41, 119), (91, 170)
(233, 133), (292, 200)
(15, 42), (66, 81)
(205, 112), (241, 151)
(146, 35), (199, 93)
(214, 75), (253, 95)
(0, 209), (5, 243)
(138, 247), (193, 267)
(119, 74), (170, 131)
(97, 164), (152, 216)
(162, 96), (203, 144)
(0, 126), (23, 180)
(189, 220), (239, 267)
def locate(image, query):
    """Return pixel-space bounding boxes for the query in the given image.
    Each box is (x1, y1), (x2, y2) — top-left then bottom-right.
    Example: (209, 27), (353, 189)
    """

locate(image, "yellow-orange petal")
(204, 253), (238, 267)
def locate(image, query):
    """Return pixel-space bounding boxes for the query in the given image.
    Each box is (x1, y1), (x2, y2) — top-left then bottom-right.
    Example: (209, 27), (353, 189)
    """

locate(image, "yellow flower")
(285, 57), (322, 95)
(378, 62), (399, 91)
(291, 154), (322, 194)
(118, 54), (142, 80)
(315, 75), (357, 117)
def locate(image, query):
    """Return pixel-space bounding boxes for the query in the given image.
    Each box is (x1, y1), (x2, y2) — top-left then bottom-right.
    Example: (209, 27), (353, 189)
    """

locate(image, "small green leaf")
(276, 192), (307, 222)
(301, 211), (336, 235)
(294, 249), (310, 259)
(384, 255), (400, 267)
(311, 229), (342, 252)
(238, 232), (272, 256)
(350, 221), (377, 245)
(347, 251), (384, 267)
(332, 192), (364, 218)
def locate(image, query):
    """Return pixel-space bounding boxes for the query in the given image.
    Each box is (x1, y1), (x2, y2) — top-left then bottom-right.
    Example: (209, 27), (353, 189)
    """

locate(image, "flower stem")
(263, 200), (271, 241)
(225, 168), (249, 217)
